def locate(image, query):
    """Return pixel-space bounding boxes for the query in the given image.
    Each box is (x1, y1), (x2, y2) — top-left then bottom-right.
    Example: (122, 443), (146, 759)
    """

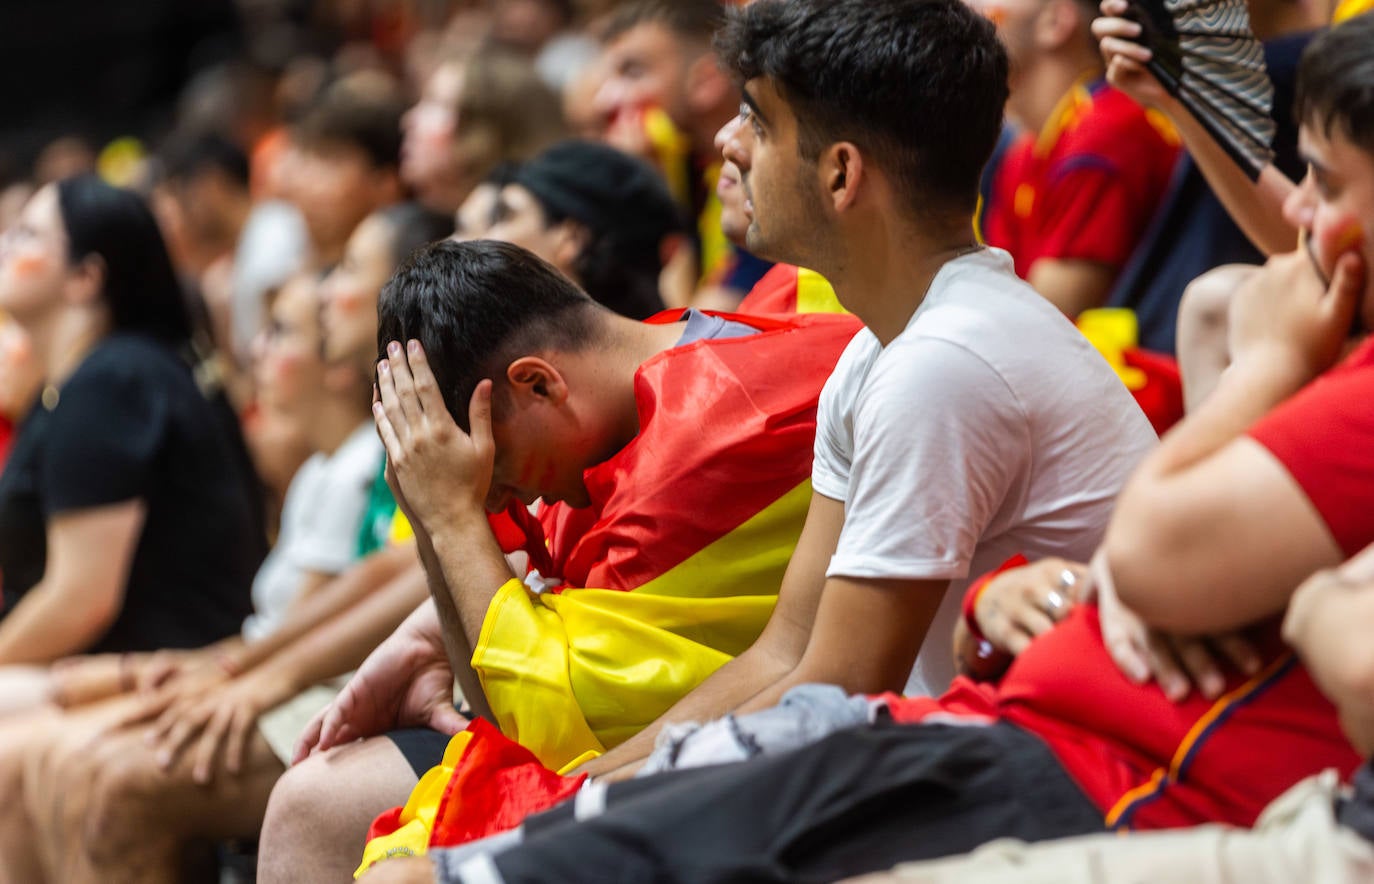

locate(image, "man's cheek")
(1313, 212), (1365, 273)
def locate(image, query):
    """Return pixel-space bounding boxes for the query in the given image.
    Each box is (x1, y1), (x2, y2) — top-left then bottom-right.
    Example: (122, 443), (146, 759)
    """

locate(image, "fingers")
(1144, 632), (1191, 701)
(224, 706), (253, 776)
(406, 341), (446, 416)
(428, 704), (469, 737)
(1323, 250), (1366, 330)
(468, 379), (495, 459)
(1091, 17), (1142, 42)
(292, 712), (325, 765)
(153, 703), (212, 770)
(1099, 0), (1129, 14)
(1212, 633), (1262, 678)
(1101, 602), (1150, 683)
(385, 341), (424, 425)
(191, 705), (234, 783)
(1170, 636), (1225, 700)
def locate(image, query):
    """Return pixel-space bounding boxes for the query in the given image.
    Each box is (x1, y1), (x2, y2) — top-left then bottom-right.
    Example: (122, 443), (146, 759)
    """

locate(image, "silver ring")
(1044, 590), (1066, 613)
(1056, 568), (1077, 591)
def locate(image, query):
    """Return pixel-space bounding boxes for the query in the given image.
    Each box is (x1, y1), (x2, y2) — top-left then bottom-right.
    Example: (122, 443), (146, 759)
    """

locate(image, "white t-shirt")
(812, 248), (1157, 697)
(240, 423), (384, 643)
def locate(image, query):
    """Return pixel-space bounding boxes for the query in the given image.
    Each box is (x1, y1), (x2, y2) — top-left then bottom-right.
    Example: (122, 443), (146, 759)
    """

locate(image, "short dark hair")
(159, 132), (251, 190)
(293, 76), (406, 170)
(716, 0), (1009, 218)
(1295, 13), (1374, 156)
(377, 239), (603, 430)
(603, 0), (725, 45)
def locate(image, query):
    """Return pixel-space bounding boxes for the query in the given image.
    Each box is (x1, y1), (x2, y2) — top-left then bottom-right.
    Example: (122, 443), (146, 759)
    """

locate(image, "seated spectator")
(0, 227), (416, 880)
(845, 546), (1374, 883)
(0, 175), (264, 667)
(341, 0), (1155, 870)
(484, 139), (681, 319)
(257, 239), (859, 881)
(976, 0), (1181, 317)
(594, 0), (772, 309)
(401, 49), (566, 215)
(395, 16), (1374, 881)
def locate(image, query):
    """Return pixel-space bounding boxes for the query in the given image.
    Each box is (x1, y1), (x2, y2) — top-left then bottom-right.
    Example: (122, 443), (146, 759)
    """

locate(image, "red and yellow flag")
(359, 311), (861, 871)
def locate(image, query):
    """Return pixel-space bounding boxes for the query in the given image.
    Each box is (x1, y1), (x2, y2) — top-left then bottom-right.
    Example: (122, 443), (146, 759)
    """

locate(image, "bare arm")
(1094, 0), (1298, 256)
(1107, 251), (1363, 631)
(1027, 259), (1117, 318)
(224, 544), (416, 675)
(577, 492), (844, 779)
(0, 500), (145, 664)
(238, 562), (430, 696)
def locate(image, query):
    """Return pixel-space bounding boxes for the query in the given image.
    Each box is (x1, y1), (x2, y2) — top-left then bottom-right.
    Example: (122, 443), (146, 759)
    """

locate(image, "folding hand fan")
(1124, 0), (1277, 179)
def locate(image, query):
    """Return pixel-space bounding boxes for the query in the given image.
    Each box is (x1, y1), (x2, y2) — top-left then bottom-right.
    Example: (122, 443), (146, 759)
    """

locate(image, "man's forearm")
(1167, 101), (1297, 256)
(255, 565), (431, 696)
(413, 517), (514, 723)
(0, 583), (112, 665)
(230, 545), (416, 675)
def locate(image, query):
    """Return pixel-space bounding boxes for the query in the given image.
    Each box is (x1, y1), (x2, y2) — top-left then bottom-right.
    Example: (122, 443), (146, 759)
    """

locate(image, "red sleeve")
(1028, 95), (1179, 271)
(1248, 341), (1374, 558)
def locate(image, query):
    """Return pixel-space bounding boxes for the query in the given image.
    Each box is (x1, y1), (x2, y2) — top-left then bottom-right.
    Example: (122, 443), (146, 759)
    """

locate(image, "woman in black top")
(0, 175), (265, 666)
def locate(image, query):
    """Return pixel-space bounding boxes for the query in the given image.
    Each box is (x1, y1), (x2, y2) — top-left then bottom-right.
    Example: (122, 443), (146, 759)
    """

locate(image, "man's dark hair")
(159, 132), (250, 190)
(377, 239), (603, 430)
(716, 0), (1008, 218)
(603, 0), (725, 45)
(1294, 13), (1374, 156)
(293, 76), (406, 171)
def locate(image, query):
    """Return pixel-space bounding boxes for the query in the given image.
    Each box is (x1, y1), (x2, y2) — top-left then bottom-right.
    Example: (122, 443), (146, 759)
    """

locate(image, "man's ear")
(62, 254), (106, 308)
(506, 355), (569, 406)
(685, 53), (734, 119)
(821, 143), (865, 215)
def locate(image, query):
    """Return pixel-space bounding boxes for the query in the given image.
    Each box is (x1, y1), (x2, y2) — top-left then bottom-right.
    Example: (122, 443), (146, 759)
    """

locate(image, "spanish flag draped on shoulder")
(358, 310), (861, 871)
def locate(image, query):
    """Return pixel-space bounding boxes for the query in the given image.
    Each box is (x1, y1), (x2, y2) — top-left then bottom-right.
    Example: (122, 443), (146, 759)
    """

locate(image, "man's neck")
(825, 217), (981, 347)
(582, 315), (693, 444)
(1007, 53), (1103, 135)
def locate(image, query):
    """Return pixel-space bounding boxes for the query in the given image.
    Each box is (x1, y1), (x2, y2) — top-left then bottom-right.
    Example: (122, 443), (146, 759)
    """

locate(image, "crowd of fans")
(0, 0), (1372, 881)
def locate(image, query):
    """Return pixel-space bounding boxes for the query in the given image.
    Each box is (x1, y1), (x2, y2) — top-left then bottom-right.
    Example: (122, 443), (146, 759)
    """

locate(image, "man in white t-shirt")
(574, 0), (1156, 780)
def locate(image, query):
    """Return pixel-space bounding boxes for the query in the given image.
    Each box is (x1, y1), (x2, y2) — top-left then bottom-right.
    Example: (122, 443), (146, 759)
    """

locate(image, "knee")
(75, 742), (170, 864)
(258, 750), (341, 872)
(1178, 264), (1252, 343)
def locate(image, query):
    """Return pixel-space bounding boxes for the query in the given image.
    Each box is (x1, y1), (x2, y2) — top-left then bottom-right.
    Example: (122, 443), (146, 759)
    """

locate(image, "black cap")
(511, 140), (686, 250)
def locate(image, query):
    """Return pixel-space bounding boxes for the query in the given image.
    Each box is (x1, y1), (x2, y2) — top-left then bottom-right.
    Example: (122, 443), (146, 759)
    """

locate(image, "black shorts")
(386, 727), (452, 778)
(483, 721), (1104, 884)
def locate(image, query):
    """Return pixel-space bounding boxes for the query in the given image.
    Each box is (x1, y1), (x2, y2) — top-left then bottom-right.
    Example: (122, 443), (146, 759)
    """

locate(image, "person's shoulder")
(67, 334), (187, 394)
(1058, 85), (1178, 161)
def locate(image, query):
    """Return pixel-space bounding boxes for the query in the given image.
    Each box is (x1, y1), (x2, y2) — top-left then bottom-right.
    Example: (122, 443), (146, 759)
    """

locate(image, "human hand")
(374, 340), (494, 534)
(1093, 0), (1178, 112)
(48, 653), (138, 708)
(1091, 550), (1261, 701)
(142, 669), (292, 784)
(1228, 248), (1366, 386)
(974, 558), (1086, 655)
(291, 615), (466, 763)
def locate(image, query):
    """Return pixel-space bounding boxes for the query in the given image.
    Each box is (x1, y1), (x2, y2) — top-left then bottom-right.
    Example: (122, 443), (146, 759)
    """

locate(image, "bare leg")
(28, 714), (284, 884)
(0, 705), (62, 884)
(258, 736), (420, 884)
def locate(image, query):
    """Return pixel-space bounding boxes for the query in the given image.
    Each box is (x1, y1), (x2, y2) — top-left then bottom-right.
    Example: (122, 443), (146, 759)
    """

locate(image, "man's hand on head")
(374, 339), (496, 535)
